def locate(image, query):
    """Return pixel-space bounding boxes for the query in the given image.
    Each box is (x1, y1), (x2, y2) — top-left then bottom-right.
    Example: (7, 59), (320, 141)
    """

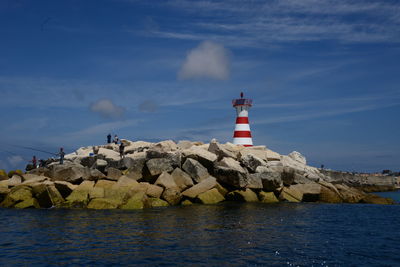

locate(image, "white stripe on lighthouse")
(234, 124), (250, 131)
(233, 138), (253, 145)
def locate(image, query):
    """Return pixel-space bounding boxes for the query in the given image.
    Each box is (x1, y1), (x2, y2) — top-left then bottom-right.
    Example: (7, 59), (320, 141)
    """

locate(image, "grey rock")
(182, 158), (209, 183)
(146, 158), (174, 176)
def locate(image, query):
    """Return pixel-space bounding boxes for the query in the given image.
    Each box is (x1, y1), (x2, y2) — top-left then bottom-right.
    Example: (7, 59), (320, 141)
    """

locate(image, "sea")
(0, 191), (399, 266)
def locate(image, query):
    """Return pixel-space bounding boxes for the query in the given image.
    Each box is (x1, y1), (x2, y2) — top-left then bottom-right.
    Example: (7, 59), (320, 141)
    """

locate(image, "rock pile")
(0, 139), (396, 209)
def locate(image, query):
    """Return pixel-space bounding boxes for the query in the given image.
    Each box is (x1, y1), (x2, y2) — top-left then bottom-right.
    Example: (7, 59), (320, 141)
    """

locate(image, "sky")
(0, 0), (399, 172)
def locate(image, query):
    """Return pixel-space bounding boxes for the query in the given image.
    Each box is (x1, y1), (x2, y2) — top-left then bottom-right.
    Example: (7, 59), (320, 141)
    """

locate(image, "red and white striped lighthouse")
(232, 92), (253, 146)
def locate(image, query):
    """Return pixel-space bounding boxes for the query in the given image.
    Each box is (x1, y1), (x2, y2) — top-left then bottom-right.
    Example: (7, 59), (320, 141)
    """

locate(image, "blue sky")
(0, 0), (399, 172)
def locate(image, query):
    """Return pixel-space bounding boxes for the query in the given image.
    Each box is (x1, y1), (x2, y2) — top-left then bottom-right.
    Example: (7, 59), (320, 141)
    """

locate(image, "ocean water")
(0, 193), (399, 266)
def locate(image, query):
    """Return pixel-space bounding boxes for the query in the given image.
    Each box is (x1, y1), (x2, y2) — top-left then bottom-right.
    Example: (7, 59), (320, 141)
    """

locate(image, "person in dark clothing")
(119, 142), (125, 159)
(31, 156), (37, 169)
(59, 147), (65, 164)
(39, 159), (46, 168)
(107, 134), (112, 144)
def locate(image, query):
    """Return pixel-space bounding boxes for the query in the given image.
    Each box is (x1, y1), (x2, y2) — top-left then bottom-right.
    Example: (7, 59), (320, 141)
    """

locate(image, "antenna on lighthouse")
(232, 92), (253, 147)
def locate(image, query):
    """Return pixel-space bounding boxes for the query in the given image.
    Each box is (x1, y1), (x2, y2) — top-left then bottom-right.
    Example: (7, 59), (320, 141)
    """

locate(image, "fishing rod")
(12, 145), (59, 156)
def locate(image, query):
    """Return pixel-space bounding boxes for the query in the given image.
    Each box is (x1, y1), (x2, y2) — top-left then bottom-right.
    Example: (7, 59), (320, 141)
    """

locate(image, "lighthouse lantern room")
(232, 92), (253, 147)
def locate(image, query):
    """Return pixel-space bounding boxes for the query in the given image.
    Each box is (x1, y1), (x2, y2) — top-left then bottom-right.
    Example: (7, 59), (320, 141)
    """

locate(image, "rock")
(239, 147), (267, 162)
(161, 188), (182, 205)
(120, 191), (147, 209)
(89, 186), (104, 199)
(0, 186), (33, 208)
(117, 176), (140, 188)
(319, 185), (343, 203)
(208, 141), (237, 160)
(183, 146), (217, 169)
(54, 181), (77, 198)
(146, 184), (164, 198)
(290, 183), (321, 202)
(196, 188), (225, 204)
(281, 167), (296, 186)
(241, 154), (267, 173)
(266, 149), (281, 161)
(148, 198), (169, 207)
(124, 141), (153, 154)
(259, 191), (279, 203)
(256, 172), (282, 191)
(255, 166), (270, 173)
(154, 140), (178, 151)
(177, 140), (195, 150)
(14, 198), (40, 209)
(0, 186), (10, 202)
(182, 176), (217, 199)
(97, 147), (120, 161)
(47, 163), (92, 184)
(65, 181), (95, 208)
(360, 194), (395, 205)
(8, 175), (22, 186)
(182, 158), (209, 183)
(155, 172), (178, 189)
(334, 184), (366, 203)
(245, 173), (263, 189)
(181, 199), (193, 206)
(288, 151), (306, 165)
(122, 154), (146, 179)
(226, 189), (258, 202)
(87, 198), (121, 209)
(32, 183), (64, 208)
(80, 156), (97, 168)
(46, 185), (65, 207)
(89, 169), (106, 180)
(106, 167), (122, 181)
(214, 166), (247, 188)
(216, 157), (246, 174)
(279, 186), (302, 202)
(146, 158), (174, 176)
(170, 168), (194, 192)
(215, 183), (229, 196)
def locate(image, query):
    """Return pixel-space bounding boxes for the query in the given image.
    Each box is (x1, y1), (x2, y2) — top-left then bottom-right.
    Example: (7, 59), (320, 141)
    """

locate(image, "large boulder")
(245, 173), (263, 189)
(148, 198), (169, 208)
(97, 147), (120, 161)
(318, 181), (343, 203)
(288, 151), (306, 165)
(214, 166), (247, 188)
(279, 186), (302, 202)
(161, 188), (182, 205)
(196, 188), (225, 204)
(106, 167), (122, 181)
(170, 168), (194, 192)
(334, 184), (366, 203)
(182, 176), (217, 199)
(124, 141), (153, 154)
(8, 175), (22, 186)
(215, 157), (246, 174)
(258, 191), (279, 203)
(155, 172), (178, 189)
(54, 181), (77, 198)
(265, 149), (281, 161)
(87, 198), (121, 209)
(0, 185), (34, 208)
(146, 158), (174, 177)
(239, 147), (267, 162)
(240, 154), (267, 173)
(47, 163), (92, 184)
(226, 189), (258, 202)
(177, 140), (195, 150)
(254, 172), (282, 191)
(360, 194), (394, 205)
(145, 184), (164, 198)
(154, 140), (178, 151)
(183, 146), (217, 169)
(290, 183), (321, 202)
(120, 191), (147, 209)
(31, 183), (64, 208)
(208, 141), (238, 160)
(65, 181), (95, 208)
(14, 198), (40, 209)
(182, 158), (209, 183)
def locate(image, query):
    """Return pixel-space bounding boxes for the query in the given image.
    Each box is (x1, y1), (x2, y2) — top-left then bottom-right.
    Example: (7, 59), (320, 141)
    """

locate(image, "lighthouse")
(232, 92), (253, 146)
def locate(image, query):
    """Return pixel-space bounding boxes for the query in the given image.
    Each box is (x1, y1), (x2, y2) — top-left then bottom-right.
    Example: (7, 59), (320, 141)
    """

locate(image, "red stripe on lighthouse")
(236, 117), (249, 124)
(233, 131), (252, 138)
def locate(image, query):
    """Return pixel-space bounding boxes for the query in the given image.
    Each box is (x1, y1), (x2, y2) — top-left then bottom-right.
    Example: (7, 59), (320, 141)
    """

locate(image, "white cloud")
(7, 155), (24, 167)
(178, 41), (230, 80)
(89, 99), (126, 119)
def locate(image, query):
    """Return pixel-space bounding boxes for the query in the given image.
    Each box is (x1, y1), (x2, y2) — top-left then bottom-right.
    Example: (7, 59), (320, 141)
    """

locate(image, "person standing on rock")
(59, 147), (65, 165)
(114, 134), (119, 144)
(107, 134), (112, 144)
(31, 156), (37, 169)
(119, 142), (125, 159)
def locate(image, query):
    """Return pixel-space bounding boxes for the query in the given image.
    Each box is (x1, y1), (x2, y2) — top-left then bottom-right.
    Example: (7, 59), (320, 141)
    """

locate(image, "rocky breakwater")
(0, 140), (396, 209)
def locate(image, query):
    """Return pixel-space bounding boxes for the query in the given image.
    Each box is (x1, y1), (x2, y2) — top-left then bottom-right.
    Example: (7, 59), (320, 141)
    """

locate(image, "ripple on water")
(0, 201), (399, 266)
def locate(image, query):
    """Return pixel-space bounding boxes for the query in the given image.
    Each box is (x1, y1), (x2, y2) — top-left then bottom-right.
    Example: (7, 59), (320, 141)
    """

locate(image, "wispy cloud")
(144, 0), (400, 46)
